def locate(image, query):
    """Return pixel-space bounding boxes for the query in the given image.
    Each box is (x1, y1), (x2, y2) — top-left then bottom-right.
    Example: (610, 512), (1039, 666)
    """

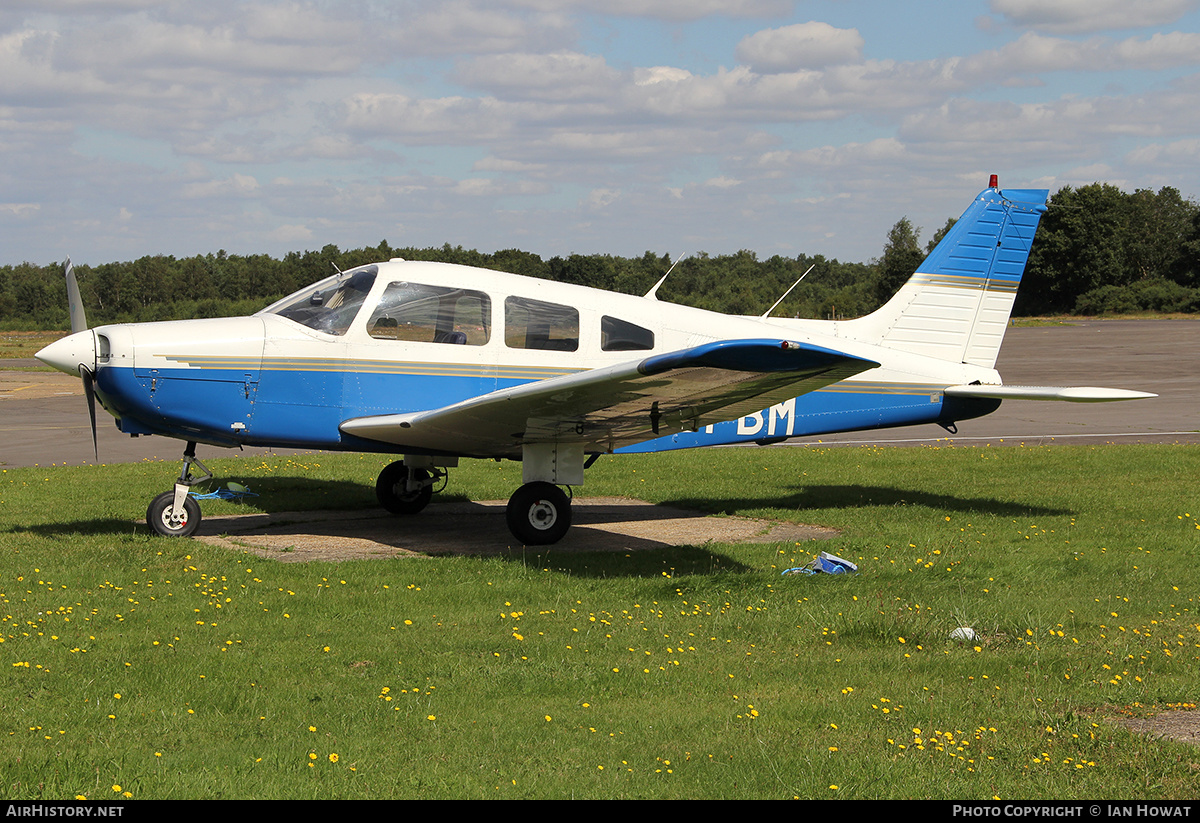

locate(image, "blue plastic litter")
(189, 482), (258, 502)
(782, 551), (858, 576)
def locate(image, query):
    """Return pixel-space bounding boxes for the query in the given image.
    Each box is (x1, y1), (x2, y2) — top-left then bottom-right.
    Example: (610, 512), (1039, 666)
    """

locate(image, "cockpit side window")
(601, 316), (654, 351)
(368, 282), (491, 345)
(267, 266), (378, 336)
(504, 296), (579, 352)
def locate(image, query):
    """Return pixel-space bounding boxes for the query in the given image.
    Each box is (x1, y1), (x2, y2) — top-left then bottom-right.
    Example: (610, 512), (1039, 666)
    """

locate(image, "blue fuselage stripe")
(95, 364), (987, 453)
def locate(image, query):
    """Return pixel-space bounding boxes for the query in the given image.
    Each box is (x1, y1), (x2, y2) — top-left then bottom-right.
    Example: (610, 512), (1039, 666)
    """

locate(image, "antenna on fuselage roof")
(643, 252), (690, 301)
(761, 264), (815, 318)
(332, 262), (344, 276)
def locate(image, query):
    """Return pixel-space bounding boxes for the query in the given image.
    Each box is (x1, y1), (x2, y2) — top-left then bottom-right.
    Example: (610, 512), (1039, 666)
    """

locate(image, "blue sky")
(3, 0), (1200, 267)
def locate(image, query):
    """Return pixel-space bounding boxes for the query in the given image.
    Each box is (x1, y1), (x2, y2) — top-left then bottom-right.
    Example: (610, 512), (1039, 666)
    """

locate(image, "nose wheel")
(147, 441), (211, 537)
(505, 482), (571, 545)
(147, 491), (201, 537)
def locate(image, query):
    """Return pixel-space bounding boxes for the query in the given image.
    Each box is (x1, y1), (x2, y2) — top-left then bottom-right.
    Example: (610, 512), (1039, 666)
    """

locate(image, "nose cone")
(36, 330), (97, 377)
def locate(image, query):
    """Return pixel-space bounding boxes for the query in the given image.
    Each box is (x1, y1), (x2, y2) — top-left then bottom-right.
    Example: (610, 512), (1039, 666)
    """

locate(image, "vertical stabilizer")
(841, 184), (1048, 368)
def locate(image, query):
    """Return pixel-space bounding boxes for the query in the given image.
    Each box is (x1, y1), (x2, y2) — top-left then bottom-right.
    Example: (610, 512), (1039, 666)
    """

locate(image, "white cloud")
(473, 156), (546, 172)
(180, 173), (261, 199)
(1112, 32), (1200, 69)
(240, 2), (363, 44)
(704, 176), (741, 188)
(385, 2), (576, 57)
(455, 52), (620, 101)
(67, 18), (363, 78)
(1126, 138), (1200, 166)
(583, 188), (620, 209)
(340, 93), (521, 143)
(5, 2), (1200, 268)
(4, 0), (160, 10)
(634, 66), (693, 86)
(989, 0), (1200, 33)
(452, 177), (551, 196)
(510, 0), (791, 21)
(268, 223), (314, 243)
(735, 22), (864, 73)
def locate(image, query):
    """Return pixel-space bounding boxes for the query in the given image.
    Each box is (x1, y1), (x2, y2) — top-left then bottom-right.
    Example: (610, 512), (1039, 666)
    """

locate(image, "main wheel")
(376, 461), (433, 515)
(506, 482), (571, 545)
(147, 491), (201, 537)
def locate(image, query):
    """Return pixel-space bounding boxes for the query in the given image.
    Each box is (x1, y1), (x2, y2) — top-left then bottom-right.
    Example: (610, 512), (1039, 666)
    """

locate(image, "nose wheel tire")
(147, 491), (201, 537)
(506, 482), (571, 545)
(376, 461), (433, 515)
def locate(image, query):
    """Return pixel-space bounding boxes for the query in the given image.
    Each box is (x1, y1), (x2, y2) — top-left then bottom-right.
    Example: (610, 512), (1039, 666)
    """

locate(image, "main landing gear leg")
(146, 441), (211, 537)
(504, 443), (585, 545)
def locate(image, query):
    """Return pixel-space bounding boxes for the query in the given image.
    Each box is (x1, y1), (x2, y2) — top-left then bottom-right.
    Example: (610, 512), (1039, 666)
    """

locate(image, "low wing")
(340, 338), (879, 457)
(944, 384), (1156, 402)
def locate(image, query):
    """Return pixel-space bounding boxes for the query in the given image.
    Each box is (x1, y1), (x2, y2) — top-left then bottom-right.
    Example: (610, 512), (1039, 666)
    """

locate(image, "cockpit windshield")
(260, 266), (378, 336)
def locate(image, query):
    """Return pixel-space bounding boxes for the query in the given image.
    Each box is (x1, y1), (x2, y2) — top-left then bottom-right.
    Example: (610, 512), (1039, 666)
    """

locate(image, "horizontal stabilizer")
(944, 385), (1157, 403)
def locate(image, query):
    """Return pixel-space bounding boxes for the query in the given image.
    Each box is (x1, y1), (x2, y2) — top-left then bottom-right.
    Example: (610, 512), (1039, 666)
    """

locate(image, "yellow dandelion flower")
(329, 753), (339, 763)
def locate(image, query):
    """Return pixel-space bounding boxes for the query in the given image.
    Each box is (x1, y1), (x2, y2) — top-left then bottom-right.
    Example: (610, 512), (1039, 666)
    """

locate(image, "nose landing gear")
(146, 441), (211, 537)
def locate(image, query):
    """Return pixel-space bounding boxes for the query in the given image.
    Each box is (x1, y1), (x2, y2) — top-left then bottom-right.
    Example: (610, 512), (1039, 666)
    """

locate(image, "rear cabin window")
(504, 296), (579, 352)
(601, 316), (654, 351)
(367, 282), (491, 345)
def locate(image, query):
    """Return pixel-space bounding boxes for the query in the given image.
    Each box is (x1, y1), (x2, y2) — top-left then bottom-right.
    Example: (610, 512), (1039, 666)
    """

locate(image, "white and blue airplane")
(36, 178), (1153, 544)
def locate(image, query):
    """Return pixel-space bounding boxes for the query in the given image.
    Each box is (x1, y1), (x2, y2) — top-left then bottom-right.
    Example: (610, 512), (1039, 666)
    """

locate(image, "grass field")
(1, 444), (1198, 799)
(0, 331), (64, 360)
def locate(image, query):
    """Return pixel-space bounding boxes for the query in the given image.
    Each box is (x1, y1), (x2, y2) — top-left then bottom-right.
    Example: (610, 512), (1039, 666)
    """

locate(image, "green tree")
(1018, 184), (1127, 314)
(1124, 186), (1197, 282)
(874, 217), (923, 305)
(927, 218), (956, 253)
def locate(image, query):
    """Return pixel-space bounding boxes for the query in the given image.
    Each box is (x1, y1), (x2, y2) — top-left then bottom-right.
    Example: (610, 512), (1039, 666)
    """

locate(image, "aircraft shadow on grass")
(8, 478), (758, 577)
(660, 483), (1072, 519)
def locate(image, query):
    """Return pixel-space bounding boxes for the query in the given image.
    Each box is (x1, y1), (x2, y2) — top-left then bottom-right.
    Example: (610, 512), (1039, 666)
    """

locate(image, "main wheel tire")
(376, 461), (433, 515)
(506, 482), (571, 545)
(147, 491), (201, 537)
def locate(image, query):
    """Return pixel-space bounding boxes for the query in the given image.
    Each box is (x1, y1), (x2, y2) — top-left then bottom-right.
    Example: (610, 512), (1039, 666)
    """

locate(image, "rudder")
(841, 184), (1048, 368)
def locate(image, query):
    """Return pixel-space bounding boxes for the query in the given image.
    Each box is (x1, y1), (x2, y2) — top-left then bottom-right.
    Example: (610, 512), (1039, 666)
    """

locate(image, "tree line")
(3, 182), (1198, 330)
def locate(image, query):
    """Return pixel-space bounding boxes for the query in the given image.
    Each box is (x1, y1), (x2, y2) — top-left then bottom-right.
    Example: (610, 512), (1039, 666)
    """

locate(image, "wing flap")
(340, 338), (879, 456)
(944, 384), (1156, 402)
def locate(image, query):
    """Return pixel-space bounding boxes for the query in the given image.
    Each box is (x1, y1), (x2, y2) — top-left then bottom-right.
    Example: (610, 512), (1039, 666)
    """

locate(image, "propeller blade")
(81, 366), (98, 460)
(64, 258), (88, 334)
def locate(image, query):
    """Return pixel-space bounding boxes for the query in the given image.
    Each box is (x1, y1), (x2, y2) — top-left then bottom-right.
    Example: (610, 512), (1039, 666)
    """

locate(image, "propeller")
(64, 256), (87, 334)
(36, 259), (99, 459)
(67, 260), (100, 460)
